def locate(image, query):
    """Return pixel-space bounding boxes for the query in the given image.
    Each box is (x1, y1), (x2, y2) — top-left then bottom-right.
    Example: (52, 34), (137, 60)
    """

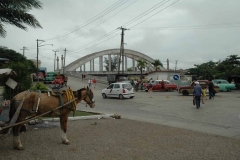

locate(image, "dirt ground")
(1, 118), (240, 160)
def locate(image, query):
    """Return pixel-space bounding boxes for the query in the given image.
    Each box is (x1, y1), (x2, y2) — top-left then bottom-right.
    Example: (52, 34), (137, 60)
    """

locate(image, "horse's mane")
(77, 88), (87, 99)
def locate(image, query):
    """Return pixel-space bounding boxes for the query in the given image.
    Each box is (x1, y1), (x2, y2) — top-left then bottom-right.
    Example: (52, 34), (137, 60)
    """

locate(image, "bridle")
(79, 89), (95, 106)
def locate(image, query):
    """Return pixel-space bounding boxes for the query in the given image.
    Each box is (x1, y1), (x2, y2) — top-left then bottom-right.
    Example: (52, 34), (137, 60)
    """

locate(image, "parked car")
(143, 80), (177, 92)
(212, 79), (236, 91)
(178, 80), (220, 96)
(101, 82), (135, 99)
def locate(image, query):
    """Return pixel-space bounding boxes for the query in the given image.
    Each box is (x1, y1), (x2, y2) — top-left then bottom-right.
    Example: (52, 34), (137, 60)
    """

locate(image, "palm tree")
(137, 59), (147, 80)
(0, 0), (43, 37)
(151, 59), (163, 70)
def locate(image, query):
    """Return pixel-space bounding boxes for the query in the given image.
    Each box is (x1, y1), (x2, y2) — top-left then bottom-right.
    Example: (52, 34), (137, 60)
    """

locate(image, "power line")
(129, 0), (179, 29)
(132, 22), (240, 30)
(45, 0), (129, 41)
(63, 0), (179, 56)
(58, 0), (138, 46)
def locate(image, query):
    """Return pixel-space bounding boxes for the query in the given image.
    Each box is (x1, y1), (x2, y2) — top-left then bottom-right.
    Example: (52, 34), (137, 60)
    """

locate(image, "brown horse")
(8, 87), (95, 150)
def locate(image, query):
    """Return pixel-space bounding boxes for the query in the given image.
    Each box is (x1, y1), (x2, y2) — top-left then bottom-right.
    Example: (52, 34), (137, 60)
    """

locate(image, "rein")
(83, 89), (95, 106)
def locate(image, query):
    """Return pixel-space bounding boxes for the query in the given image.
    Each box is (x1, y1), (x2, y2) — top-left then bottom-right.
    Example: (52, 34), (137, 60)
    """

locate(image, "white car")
(102, 82), (135, 99)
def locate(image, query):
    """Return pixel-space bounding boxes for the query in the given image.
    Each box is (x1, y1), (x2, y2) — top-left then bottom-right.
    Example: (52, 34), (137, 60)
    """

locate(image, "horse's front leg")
(60, 114), (70, 145)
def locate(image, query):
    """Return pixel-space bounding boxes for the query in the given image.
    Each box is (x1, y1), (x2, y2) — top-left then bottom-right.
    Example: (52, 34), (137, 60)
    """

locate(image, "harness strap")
(6, 90), (30, 134)
(58, 94), (64, 107)
(35, 90), (41, 113)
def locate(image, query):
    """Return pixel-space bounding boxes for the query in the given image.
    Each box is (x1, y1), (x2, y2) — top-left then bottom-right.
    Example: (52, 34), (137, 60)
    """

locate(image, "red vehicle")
(52, 74), (68, 87)
(144, 80), (177, 92)
(178, 80), (220, 96)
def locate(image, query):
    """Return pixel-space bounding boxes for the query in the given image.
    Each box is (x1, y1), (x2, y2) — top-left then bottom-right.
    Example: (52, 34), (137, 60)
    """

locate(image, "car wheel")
(130, 96), (134, 99)
(169, 88), (173, 92)
(102, 93), (107, 99)
(145, 90), (148, 92)
(227, 89), (231, 92)
(119, 94), (124, 100)
(182, 90), (189, 96)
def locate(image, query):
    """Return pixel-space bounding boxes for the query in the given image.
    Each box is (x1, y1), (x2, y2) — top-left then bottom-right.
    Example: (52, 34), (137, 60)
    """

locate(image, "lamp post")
(36, 39), (53, 82)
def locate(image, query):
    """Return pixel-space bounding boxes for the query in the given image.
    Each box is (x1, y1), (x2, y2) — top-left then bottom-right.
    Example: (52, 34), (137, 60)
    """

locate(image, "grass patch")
(40, 110), (100, 119)
(69, 110), (100, 117)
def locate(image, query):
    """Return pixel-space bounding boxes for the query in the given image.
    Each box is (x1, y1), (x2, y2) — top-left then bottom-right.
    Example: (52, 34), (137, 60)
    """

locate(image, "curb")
(42, 114), (115, 122)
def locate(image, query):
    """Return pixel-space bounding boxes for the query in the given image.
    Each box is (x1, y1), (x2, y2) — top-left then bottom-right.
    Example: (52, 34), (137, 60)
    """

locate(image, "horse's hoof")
(62, 141), (70, 145)
(14, 146), (24, 150)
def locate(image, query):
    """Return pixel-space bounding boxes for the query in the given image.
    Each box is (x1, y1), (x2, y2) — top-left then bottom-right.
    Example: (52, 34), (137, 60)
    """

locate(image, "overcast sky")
(1, 0), (240, 71)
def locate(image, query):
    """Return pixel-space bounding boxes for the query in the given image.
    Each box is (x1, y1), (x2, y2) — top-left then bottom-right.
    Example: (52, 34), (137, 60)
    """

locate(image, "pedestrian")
(193, 81), (203, 109)
(149, 78), (153, 84)
(88, 78), (92, 87)
(130, 79), (134, 87)
(93, 78), (97, 88)
(202, 87), (207, 104)
(208, 79), (214, 99)
(231, 79), (235, 84)
(161, 80), (165, 92)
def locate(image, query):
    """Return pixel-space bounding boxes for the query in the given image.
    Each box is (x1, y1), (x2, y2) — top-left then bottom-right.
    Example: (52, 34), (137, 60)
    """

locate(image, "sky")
(1, 0), (240, 71)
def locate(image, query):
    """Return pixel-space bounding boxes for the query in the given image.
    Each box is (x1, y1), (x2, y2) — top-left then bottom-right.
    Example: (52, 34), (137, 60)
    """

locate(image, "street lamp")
(36, 39), (53, 82)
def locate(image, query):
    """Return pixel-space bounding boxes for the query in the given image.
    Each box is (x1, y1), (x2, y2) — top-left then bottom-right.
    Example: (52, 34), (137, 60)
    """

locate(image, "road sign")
(173, 74), (179, 80)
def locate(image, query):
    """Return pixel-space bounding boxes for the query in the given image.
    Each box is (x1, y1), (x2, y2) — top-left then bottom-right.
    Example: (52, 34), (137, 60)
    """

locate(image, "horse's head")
(77, 87), (95, 108)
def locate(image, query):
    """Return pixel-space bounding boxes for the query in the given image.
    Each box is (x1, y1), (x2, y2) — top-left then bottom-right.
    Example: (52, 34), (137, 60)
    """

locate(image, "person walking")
(93, 78), (97, 88)
(208, 79), (214, 99)
(202, 87), (207, 104)
(161, 80), (165, 92)
(88, 78), (92, 88)
(130, 79), (135, 87)
(193, 81), (203, 109)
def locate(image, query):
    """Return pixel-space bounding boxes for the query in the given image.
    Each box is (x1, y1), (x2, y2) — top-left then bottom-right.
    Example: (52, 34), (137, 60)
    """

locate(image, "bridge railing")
(66, 71), (146, 75)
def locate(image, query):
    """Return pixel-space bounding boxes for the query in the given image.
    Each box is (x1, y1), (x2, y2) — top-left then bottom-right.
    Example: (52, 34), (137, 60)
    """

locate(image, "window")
(108, 84), (114, 89)
(122, 83), (132, 89)
(114, 84), (120, 89)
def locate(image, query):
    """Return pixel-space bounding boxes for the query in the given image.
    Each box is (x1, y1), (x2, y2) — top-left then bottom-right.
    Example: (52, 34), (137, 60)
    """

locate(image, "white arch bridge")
(64, 49), (166, 75)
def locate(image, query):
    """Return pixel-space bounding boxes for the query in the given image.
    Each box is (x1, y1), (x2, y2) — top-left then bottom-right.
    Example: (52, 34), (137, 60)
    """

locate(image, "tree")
(127, 67), (133, 71)
(137, 59), (147, 80)
(215, 55), (240, 79)
(104, 56), (120, 71)
(151, 59), (163, 70)
(0, 0), (43, 37)
(0, 47), (37, 99)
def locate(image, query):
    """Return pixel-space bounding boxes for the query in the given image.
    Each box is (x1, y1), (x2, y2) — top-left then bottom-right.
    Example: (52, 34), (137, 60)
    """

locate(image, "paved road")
(69, 77), (240, 139)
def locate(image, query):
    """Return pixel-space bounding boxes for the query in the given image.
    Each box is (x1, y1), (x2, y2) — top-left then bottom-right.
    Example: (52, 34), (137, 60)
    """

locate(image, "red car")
(52, 74), (68, 87)
(144, 80), (177, 92)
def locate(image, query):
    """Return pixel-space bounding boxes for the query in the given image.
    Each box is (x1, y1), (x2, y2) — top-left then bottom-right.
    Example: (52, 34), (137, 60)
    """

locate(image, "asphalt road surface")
(72, 77), (240, 139)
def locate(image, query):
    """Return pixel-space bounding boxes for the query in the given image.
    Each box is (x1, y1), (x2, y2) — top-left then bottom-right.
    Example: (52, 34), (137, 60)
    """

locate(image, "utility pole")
(118, 26), (129, 74)
(175, 60), (178, 71)
(36, 39), (53, 82)
(52, 50), (59, 71)
(63, 48), (67, 74)
(20, 46), (28, 57)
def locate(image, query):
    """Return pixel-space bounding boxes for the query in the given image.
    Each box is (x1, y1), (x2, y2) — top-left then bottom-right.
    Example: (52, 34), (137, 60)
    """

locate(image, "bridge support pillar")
(99, 56), (103, 71)
(132, 55), (135, 71)
(92, 59), (94, 71)
(83, 64), (85, 72)
(108, 54), (111, 71)
(80, 65), (82, 72)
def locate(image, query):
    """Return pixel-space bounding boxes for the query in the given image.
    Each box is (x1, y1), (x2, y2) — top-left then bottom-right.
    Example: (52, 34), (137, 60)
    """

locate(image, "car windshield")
(122, 83), (132, 89)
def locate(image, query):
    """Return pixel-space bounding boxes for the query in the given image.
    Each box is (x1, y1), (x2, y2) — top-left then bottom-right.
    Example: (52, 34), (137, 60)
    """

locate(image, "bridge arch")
(65, 49), (166, 72)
